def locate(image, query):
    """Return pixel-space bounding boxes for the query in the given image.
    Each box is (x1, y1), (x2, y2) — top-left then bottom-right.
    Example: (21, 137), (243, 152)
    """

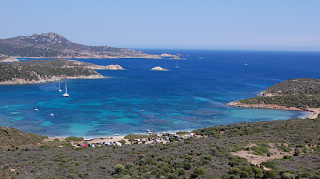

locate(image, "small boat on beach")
(62, 82), (70, 97)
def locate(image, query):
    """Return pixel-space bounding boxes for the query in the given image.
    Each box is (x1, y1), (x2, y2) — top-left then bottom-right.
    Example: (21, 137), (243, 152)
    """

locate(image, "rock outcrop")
(227, 101), (302, 111)
(151, 66), (169, 71)
(0, 57), (20, 63)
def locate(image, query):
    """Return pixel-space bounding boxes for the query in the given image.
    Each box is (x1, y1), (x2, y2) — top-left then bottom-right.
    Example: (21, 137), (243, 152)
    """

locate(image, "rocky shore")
(0, 75), (105, 85)
(227, 101), (319, 119)
(87, 64), (125, 70)
(227, 101), (303, 111)
(0, 57), (20, 63)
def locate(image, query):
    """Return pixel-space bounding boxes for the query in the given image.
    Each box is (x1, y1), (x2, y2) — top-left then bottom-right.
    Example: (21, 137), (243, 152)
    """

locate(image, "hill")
(0, 126), (46, 150)
(0, 59), (108, 84)
(0, 32), (160, 59)
(1, 117), (320, 178)
(229, 78), (320, 111)
(260, 78), (320, 96)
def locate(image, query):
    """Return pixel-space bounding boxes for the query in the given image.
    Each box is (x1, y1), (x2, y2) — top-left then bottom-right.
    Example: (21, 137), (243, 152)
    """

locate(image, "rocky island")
(228, 78), (320, 118)
(0, 32), (161, 59)
(0, 58), (124, 85)
(151, 66), (169, 71)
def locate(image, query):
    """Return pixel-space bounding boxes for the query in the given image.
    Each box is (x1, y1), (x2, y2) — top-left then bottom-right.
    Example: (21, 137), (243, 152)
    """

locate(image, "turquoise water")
(1, 50), (319, 137)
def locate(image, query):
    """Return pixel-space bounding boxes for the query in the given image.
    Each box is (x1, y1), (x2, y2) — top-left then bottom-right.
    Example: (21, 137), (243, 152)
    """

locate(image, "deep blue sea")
(1, 49), (320, 137)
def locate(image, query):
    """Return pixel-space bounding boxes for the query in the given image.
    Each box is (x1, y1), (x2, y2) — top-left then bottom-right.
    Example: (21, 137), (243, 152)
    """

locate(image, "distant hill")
(0, 32), (160, 59)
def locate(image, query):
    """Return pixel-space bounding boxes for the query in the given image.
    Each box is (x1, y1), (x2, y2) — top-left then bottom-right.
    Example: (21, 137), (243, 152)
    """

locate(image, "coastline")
(227, 101), (319, 119)
(43, 135), (129, 145)
(0, 75), (108, 85)
(15, 55), (162, 59)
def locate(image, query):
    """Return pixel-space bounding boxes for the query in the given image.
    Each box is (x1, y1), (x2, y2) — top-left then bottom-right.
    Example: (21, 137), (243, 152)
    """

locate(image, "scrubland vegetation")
(1, 116), (320, 178)
(0, 60), (100, 82)
(240, 78), (320, 109)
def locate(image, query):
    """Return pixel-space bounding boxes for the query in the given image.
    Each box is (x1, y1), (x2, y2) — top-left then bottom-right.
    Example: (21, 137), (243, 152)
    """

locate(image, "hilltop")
(0, 32), (160, 59)
(259, 78), (320, 97)
(0, 59), (124, 84)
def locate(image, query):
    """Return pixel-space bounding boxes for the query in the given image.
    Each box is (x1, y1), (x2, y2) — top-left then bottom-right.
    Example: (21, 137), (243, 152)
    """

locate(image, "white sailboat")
(245, 60), (248, 66)
(175, 62), (179, 68)
(59, 81), (62, 92)
(62, 82), (70, 97)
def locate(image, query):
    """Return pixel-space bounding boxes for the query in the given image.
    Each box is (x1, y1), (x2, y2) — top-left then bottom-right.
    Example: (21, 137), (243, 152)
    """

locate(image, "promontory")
(0, 58), (124, 85)
(228, 78), (320, 118)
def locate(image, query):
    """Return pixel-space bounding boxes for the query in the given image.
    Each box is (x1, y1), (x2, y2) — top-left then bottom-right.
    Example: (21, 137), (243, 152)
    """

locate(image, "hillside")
(229, 78), (320, 110)
(0, 32), (160, 59)
(0, 59), (106, 84)
(1, 118), (320, 178)
(0, 126), (46, 150)
(17, 58), (124, 70)
(260, 78), (320, 96)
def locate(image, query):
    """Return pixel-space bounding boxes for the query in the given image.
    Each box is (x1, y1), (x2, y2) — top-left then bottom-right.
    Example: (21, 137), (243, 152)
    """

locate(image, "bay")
(1, 49), (319, 137)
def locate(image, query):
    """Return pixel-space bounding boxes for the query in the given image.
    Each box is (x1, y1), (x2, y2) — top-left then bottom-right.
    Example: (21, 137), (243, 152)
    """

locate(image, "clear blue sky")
(1, 0), (319, 51)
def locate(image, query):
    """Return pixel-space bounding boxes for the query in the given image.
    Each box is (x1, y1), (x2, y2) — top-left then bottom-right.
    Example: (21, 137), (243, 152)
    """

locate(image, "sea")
(1, 49), (320, 137)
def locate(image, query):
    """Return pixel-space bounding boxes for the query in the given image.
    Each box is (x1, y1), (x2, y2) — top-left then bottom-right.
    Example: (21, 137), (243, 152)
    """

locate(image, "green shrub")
(178, 168), (186, 176)
(240, 171), (249, 178)
(294, 150), (301, 156)
(114, 164), (125, 174)
(191, 168), (206, 178)
(65, 136), (84, 142)
(228, 167), (241, 175)
(183, 163), (192, 170)
(3, 164), (9, 169)
(281, 172), (295, 179)
(118, 139), (126, 145)
(125, 163), (134, 170)
(263, 170), (277, 178)
(260, 161), (276, 169)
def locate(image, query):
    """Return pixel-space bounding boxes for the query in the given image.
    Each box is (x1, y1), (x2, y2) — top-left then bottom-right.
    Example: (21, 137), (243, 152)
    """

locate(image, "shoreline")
(227, 101), (319, 119)
(0, 75), (108, 85)
(15, 56), (162, 60)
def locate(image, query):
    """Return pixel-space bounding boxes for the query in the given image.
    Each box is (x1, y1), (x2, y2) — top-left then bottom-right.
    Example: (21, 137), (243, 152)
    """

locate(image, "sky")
(0, 0), (319, 51)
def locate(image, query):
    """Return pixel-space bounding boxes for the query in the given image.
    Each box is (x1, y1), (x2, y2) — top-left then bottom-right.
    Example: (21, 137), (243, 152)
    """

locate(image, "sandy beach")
(227, 101), (319, 119)
(44, 135), (127, 144)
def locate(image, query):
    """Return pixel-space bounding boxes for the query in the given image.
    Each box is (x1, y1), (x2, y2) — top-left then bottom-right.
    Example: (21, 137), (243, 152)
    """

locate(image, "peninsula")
(0, 58), (124, 85)
(0, 32), (161, 59)
(228, 78), (320, 118)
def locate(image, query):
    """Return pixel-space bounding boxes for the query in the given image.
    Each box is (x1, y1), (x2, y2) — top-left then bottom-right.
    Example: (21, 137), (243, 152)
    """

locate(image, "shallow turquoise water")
(0, 50), (319, 137)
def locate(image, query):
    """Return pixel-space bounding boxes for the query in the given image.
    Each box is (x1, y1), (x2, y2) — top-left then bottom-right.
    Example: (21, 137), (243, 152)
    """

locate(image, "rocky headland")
(227, 78), (320, 119)
(0, 59), (124, 85)
(160, 53), (185, 60)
